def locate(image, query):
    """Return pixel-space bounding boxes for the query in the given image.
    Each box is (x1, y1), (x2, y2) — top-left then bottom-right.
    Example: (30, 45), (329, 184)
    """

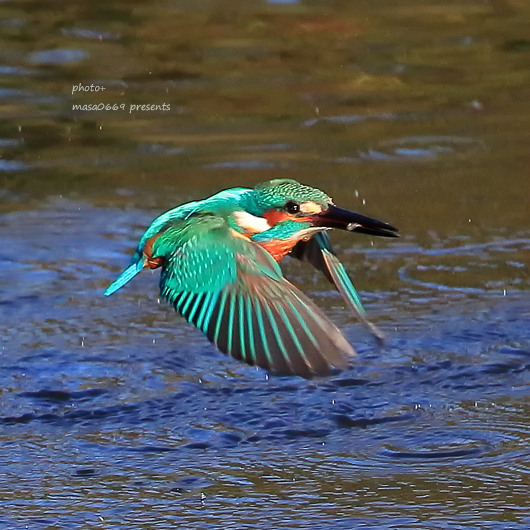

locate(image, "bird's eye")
(285, 201), (300, 214)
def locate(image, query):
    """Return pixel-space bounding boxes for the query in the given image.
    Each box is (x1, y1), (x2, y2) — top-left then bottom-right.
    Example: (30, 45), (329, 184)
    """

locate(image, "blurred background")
(0, 0), (529, 528)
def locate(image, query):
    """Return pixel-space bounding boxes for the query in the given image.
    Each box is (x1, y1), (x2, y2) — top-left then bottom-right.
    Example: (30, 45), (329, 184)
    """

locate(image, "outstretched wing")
(153, 214), (354, 377)
(290, 232), (384, 341)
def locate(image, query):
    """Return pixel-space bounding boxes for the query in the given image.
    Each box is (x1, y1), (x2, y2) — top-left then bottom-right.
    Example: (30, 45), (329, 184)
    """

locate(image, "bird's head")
(236, 179), (398, 240)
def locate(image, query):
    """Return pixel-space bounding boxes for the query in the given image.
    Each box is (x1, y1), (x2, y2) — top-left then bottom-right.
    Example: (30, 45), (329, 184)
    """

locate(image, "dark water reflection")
(1, 0), (529, 528)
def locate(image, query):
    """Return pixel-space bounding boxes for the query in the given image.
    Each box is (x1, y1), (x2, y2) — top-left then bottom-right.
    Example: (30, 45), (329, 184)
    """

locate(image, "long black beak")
(313, 204), (399, 238)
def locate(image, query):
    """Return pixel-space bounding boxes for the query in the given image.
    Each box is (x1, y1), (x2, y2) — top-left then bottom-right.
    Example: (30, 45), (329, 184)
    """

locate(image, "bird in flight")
(105, 179), (398, 377)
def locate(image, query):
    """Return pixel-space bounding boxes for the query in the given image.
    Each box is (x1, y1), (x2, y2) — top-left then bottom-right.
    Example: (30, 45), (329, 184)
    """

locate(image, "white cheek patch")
(232, 211), (271, 234)
(300, 201), (324, 214)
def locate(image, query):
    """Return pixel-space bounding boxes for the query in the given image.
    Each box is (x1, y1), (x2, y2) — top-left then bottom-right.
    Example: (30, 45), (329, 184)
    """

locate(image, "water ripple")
(339, 135), (487, 163)
(61, 28), (121, 41)
(30, 49), (89, 65)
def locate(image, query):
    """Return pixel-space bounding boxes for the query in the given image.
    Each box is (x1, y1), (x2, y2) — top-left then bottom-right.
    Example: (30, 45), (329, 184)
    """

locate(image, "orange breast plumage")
(258, 238), (299, 262)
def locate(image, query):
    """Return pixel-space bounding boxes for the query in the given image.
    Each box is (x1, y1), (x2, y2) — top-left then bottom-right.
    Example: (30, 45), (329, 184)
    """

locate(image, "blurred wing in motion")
(153, 214), (354, 377)
(290, 232), (384, 341)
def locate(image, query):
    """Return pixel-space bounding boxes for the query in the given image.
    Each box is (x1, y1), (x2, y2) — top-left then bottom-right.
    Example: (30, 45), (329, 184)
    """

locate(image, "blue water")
(1, 202), (529, 528)
(1, 0), (530, 527)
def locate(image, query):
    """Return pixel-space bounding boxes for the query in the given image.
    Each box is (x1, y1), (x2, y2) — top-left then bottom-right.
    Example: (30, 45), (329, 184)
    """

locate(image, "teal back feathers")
(104, 187), (252, 296)
(137, 187), (251, 252)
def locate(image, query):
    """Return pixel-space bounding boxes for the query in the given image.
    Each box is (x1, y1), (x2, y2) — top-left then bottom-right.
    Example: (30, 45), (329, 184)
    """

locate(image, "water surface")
(0, 0), (529, 528)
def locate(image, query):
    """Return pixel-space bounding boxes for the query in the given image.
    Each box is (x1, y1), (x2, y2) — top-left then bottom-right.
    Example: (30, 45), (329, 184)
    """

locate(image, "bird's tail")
(104, 258), (145, 296)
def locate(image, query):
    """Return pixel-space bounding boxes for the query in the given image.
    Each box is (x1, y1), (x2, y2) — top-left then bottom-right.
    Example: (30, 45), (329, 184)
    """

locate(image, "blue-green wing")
(104, 188), (252, 297)
(290, 232), (384, 341)
(104, 202), (197, 297)
(154, 214), (353, 377)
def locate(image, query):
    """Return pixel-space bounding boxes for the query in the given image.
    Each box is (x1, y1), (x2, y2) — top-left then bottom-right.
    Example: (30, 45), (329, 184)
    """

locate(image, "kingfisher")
(105, 179), (398, 378)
